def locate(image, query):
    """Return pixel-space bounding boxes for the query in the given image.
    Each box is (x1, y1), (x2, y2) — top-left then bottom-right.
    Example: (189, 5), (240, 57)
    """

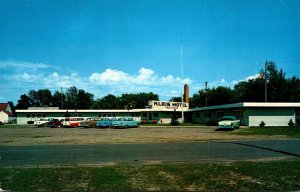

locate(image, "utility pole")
(205, 81), (208, 107)
(61, 87), (64, 109)
(264, 62), (270, 102)
(180, 43), (184, 123)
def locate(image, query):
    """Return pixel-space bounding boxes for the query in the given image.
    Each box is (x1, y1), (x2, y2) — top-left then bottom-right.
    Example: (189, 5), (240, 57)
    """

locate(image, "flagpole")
(181, 42), (184, 123)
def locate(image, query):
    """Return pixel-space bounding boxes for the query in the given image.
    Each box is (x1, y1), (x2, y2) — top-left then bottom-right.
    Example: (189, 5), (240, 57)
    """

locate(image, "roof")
(188, 102), (300, 112)
(0, 103), (9, 112)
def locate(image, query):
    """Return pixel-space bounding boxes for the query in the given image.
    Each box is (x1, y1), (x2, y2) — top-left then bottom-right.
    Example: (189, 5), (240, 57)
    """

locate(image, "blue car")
(111, 117), (140, 128)
(96, 117), (117, 128)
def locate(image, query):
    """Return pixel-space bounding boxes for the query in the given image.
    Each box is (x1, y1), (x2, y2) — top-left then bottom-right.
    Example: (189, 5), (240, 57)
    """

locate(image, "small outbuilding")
(188, 102), (300, 126)
(0, 103), (15, 123)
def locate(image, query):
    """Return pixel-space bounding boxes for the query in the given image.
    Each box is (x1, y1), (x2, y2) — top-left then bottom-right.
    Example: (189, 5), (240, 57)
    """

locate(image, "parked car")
(62, 117), (84, 128)
(111, 117), (140, 128)
(80, 117), (100, 128)
(34, 118), (53, 127)
(217, 116), (240, 130)
(45, 119), (63, 128)
(96, 117), (117, 128)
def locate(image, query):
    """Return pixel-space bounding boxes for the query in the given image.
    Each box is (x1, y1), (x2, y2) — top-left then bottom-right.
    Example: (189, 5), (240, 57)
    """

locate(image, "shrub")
(170, 113), (180, 126)
(259, 121), (265, 127)
(288, 119), (295, 127)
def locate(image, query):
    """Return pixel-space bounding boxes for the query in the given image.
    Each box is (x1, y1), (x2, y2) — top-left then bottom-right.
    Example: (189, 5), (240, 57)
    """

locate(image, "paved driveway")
(1, 140), (300, 167)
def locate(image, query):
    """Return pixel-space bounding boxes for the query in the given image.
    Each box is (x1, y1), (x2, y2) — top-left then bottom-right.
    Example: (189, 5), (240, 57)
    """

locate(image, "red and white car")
(62, 117), (84, 128)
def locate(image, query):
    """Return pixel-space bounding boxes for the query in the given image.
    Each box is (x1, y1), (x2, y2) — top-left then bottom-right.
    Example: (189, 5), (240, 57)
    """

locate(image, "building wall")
(16, 111), (175, 124)
(247, 108), (295, 127)
(0, 111), (9, 123)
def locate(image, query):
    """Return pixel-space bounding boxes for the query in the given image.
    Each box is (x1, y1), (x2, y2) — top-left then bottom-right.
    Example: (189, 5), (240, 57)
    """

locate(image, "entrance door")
(149, 113), (153, 121)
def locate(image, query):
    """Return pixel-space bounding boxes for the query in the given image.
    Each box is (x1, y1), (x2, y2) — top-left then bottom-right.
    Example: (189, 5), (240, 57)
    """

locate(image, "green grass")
(1, 161), (300, 191)
(234, 126), (300, 138)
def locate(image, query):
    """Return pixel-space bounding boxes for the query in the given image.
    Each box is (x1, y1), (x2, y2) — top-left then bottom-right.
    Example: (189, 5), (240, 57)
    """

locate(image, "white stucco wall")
(247, 108), (295, 126)
(0, 111), (9, 123)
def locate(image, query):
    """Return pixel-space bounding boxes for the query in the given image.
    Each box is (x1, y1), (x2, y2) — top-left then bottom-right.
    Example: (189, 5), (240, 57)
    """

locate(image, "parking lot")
(0, 125), (280, 146)
(1, 125), (299, 167)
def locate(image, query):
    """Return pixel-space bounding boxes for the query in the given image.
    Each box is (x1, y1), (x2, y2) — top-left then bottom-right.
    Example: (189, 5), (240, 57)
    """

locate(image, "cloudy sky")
(1, 0), (300, 104)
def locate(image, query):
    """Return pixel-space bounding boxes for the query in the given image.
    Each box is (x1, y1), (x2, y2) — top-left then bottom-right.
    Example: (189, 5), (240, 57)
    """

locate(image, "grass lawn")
(234, 126), (300, 138)
(1, 161), (300, 191)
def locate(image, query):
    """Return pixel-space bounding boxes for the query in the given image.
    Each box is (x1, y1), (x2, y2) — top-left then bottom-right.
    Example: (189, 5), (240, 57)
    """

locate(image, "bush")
(170, 113), (180, 126)
(259, 121), (265, 128)
(171, 119), (180, 126)
(288, 119), (295, 127)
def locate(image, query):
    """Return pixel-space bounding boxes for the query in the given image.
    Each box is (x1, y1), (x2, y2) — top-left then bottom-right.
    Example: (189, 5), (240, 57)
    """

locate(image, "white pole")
(181, 43), (184, 123)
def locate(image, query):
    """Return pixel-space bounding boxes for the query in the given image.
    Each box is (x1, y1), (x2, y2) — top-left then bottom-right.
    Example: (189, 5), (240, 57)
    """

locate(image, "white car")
(217, 116), (240, 129)
(34, 118), (53, 127)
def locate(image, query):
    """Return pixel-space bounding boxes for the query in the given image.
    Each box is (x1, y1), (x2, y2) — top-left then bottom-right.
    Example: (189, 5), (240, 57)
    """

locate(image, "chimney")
(184, 84), (189, 103)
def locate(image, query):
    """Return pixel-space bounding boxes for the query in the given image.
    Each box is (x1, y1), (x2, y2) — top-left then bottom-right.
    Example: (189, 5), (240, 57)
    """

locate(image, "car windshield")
(221, 117), (235, 121)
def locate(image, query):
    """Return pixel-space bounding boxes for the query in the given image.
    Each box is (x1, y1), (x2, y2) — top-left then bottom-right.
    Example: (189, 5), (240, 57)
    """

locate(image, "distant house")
(0, 103), (15, 123)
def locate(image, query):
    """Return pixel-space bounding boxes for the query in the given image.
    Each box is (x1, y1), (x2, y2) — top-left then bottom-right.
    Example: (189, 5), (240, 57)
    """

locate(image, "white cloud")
(1, 66), (193, 101)
(0, 60), (57, 70)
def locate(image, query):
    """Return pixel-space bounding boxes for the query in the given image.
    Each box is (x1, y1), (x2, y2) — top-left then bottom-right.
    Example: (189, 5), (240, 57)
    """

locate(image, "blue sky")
(1, 0), (300, 104)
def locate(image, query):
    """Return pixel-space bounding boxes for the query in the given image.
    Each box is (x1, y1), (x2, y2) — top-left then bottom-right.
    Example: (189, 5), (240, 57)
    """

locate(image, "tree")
(120, 92), (159, 109)
(64, 86), (94, 109)
(52, 90), (65, 109)
(266, 62), (287, 102)
(28, 89), (52, 107)
(169, 97), (182, 102)
(16, 94), (32, 109)
(190, 86), (238, 108)
(92, 94), (121, 109)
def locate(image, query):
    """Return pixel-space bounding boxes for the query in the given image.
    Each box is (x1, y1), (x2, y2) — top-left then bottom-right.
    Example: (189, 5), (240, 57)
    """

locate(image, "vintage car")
(45, 119), (63, 128)
(111, 117), (140, 128)
(217, 116), (240, 129)
(34, 118), (53, 127)
(62, 117), (85, 128)
(96, 117), (116, 128)
(80, 117), (100, 128)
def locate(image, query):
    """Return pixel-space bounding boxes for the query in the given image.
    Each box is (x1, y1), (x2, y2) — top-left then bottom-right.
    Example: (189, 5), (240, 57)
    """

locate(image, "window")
(154, 113), (159, 118)
(42, 114), (46, 118)
(143, 113), (147, 117)
(103, 114), (107, 117)
(195, 112), (200, 118)
(27, 114), (30, 118)
(108, 113), (111, 117)
(113, 114), (116, 117)
(37, 114), (41, 118)
(78, 113), (82, 117)
(31, 114), (36, 118)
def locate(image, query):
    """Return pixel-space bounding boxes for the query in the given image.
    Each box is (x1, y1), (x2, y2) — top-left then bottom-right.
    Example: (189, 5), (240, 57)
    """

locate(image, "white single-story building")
(188, 102), (300, 126)
(15, 102), (300, 126)
(15, 101), (189, 125)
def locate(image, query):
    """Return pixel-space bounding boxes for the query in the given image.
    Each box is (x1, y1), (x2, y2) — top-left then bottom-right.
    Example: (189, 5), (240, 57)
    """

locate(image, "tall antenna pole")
(181, 42), (184, 123)
(61, 87), (64, 109)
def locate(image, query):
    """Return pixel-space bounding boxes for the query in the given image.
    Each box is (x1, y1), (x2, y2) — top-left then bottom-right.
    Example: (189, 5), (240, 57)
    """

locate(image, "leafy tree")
(64, 86), (94, 109)
(92, 94), (121, 109)
(266, 62), (286, 102)
(28, 89), (52, 107)
(52, 90), (65, 109)
(16, 94), (32, 109)
(169, 97), (182, 102)
(190, 86), (238, 108)
(120, 92), (159, 109)
(234, 78), (265, 102)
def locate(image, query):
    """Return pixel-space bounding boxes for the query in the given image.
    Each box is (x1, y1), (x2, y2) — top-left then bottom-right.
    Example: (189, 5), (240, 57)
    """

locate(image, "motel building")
(16, 100), (189, 125)
(15, 101), (300, 127)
